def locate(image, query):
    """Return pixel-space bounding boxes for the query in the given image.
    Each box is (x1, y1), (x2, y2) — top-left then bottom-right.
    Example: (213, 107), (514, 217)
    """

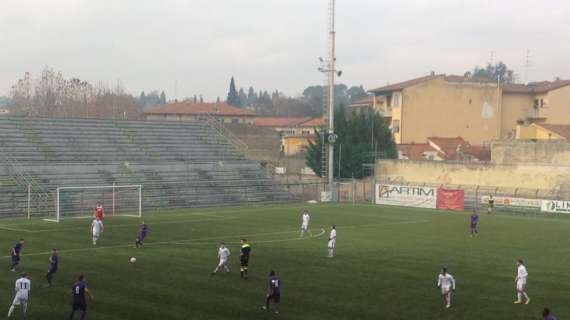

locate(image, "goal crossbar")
(52, 184), (142, 222)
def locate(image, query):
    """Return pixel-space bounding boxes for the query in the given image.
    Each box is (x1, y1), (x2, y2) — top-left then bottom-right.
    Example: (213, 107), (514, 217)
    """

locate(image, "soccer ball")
(129, 257), (137, 263)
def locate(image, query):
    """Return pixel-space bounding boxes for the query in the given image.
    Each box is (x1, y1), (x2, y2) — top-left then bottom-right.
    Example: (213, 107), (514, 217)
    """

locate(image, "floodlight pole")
(327, 0), (336, 195)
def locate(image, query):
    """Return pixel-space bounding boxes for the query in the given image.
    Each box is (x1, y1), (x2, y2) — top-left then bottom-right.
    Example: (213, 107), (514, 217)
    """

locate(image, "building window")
(392, 120), (400, 133)
(301, 130), (311, 135)
(392, 93), (401, 108)
(232, 118), (239, 124)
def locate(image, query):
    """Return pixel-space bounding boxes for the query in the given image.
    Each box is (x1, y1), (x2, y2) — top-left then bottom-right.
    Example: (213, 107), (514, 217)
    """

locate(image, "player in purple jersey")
(543, 308), (556, 320)
(69, 274), (93, 320)
(135, 222), (150, 248)
(9, 239), (24, 272)
(470, 210), (479, 237)
(262, 270), (281, 314)
(46, 248), (59, 286)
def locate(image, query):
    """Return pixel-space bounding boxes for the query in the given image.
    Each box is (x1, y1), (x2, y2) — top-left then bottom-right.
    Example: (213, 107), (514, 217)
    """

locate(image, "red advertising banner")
(437, 188), (465, 211)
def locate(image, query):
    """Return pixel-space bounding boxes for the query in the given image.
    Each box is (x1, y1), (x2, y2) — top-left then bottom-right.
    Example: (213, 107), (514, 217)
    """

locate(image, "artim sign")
(375, 184), (437, 208)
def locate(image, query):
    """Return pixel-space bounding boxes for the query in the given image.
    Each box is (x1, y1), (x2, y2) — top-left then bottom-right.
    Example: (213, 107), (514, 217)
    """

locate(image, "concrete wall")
(401, 77), (500, 144)
(491, 141), (570, 165)
(376, 159), (570, 190)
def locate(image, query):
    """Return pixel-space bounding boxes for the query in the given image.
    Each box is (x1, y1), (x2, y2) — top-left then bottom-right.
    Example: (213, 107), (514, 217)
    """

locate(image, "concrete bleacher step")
(0, 116), (295, 217)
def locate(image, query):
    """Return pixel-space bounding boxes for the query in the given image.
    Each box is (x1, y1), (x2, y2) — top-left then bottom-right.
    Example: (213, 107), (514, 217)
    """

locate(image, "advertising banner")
(437, 188), (465, 211)
(375, 184), (437, 208)
(541, 200), (570, 214)
(480, 196), (541, 211)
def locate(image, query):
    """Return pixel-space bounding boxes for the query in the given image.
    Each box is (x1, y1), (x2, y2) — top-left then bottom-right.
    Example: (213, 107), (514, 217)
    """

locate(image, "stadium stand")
(0, 117), (293, 218)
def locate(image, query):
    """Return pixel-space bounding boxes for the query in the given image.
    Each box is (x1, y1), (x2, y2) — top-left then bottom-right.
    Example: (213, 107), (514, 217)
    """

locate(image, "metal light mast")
(317, 0), (341, 199)
(327, 0), (336, 195)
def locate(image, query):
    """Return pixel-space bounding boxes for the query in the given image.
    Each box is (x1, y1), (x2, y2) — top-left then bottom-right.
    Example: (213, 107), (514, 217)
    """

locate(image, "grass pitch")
(0, 204), (569, 320)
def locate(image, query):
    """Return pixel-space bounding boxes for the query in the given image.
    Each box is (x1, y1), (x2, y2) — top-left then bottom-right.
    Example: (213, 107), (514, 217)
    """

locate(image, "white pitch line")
(0, 226), (36, 233)
(0, 216), (238, 234)
(0, 219), (428, 259)
(0, 228), (325, 259)
(340, 219), (430, 229)
(172, 228), (326, 246)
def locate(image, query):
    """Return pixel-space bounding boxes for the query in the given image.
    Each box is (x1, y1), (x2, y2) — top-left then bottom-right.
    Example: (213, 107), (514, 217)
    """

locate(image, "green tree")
(306, 106), (397, 179)
(238, 88), (247, 107)
(347, 85), (367, 103)
(247, 87), (257, 106)
(464, 62), (515, 84)
(226, 76), (240, 106)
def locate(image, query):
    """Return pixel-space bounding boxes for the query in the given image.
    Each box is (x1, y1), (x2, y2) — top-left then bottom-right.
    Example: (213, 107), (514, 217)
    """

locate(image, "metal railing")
(203, 113), (249, 154)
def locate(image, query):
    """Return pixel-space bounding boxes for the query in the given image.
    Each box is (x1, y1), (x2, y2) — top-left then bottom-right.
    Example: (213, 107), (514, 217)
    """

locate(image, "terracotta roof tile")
(503, 80), (570, 94)
(299, 118), (324, 127)
(537, 124), (570, 139)
(145, 102), (255, 116)
(397, 143), (437, 161)
(255, 117), (310, 127)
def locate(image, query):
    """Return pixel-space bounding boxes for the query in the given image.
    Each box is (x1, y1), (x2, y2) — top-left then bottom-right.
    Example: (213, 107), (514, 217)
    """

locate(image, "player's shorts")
(240, 257), (249, 267)
(72, 300), (87, 311)
(328, 239), (336, 249)
(301, 223), (308, 230)
(218, 258), (228, 267)
(11, 255), (20, 264)
(268, 293), (281, 303)
(137, 233), (147, 241)
(440, 286), (452, 295)
(92, 231), (101, 238)
(470, 223), (477, 229)
(48, 266), (58, 274)
(12, 294), (28, 306)
(516, 279), (526, 291)
(96, 213), (104, 220)
(488, 203), (494, 209)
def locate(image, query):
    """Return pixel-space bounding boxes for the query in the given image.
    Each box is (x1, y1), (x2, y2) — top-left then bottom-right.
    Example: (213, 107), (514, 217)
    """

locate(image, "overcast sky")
(1, 0), (569, 100)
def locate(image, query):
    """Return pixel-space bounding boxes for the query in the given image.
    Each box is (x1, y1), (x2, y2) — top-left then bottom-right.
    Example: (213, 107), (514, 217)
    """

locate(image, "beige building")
(145, 102), (256, 124)
(254, 117), (323, 156)
(370, 75), (570, 144)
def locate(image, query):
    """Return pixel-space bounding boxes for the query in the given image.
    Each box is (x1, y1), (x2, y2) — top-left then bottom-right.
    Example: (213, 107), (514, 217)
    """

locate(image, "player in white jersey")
(514, 259), (530, 304)
(212, 242), (231, 275)
(91, 217), (104, 245)
(300, 210), (311, 237)
(8, 272), (31, 319)
(327, 224), (336, 258)
(437, 268), (456, 308)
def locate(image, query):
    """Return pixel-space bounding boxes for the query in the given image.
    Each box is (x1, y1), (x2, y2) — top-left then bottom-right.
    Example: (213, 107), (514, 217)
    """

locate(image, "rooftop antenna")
(174, 79), (179, 101)
(524, 49), (532, 84)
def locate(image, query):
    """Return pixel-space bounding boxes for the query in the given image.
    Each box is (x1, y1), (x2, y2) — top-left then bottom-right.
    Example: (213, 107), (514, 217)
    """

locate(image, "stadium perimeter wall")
(491, 141), (570, 165)
(376, 159), (570, 190)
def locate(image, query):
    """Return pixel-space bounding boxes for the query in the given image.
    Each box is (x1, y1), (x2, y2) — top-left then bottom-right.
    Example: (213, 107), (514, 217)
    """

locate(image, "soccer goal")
(47, 184), (142, 222)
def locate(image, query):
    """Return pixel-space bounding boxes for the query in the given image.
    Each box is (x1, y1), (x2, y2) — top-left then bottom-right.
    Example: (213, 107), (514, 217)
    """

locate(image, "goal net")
(48, 185), (142, 222)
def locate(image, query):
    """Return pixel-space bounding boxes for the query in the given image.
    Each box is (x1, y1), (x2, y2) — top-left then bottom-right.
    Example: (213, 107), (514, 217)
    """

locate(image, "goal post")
(48, 184), (142, 222)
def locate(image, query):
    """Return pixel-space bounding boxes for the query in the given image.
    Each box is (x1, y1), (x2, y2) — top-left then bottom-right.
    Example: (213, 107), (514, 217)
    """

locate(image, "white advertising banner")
(321, 191), (332, 202)
(375, 184), (437, 208)
(480, 196), (541, 211)
(541, 200), (570, 214)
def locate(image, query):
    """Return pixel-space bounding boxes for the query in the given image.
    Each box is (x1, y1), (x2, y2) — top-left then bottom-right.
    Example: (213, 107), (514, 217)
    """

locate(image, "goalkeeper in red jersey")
(95, 201), (104, 220)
